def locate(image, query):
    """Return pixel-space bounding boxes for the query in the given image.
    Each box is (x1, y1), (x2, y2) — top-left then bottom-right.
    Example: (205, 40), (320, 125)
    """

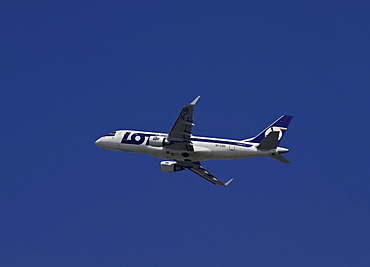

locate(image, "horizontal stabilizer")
(257, 131), (279, 150)
(269, 153), (291, 164)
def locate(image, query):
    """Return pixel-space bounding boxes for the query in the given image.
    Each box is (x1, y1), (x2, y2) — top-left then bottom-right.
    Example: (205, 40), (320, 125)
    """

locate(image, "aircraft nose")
(95, 138), (103, 147)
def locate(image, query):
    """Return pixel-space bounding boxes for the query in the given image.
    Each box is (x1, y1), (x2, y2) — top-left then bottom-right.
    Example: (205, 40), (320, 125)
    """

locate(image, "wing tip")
(224, 178), (234, 186)
(190, 95), (201, 105)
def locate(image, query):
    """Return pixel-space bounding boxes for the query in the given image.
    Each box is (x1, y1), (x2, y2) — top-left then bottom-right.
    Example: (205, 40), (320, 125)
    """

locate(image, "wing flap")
(181, 120), (195, 126)
(177, 161), (233, 186)
(188, 165), (225, 185)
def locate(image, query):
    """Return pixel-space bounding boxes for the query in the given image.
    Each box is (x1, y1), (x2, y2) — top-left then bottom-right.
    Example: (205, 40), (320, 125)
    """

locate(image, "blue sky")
(1, 1), (370, 266)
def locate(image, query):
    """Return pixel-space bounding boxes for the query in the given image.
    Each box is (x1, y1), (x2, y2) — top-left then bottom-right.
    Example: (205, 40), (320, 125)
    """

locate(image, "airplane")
(95, 96), (293, 186)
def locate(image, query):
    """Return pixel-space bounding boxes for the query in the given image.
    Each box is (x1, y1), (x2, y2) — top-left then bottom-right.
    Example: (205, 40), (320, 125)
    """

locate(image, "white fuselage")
(95, 130), (289, 162)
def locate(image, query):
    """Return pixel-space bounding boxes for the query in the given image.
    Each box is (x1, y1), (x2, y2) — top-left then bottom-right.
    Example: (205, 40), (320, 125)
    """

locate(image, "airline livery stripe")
(120, 132), (253, 147)
(190, 138), (252, 147)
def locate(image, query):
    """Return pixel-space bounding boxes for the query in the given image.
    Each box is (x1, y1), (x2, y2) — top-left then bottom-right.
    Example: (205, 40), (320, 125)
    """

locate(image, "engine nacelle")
(160, 161), (184, 173)
(148, 136), (170, 147)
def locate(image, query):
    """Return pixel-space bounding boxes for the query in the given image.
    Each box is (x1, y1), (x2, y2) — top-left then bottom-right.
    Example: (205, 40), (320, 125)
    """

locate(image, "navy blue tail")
(244, 115), (293, 144)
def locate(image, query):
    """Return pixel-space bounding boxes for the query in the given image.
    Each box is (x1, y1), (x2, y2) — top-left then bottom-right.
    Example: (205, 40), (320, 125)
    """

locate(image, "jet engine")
(148, 136), (170, 147)
(160, 161), (184, 173)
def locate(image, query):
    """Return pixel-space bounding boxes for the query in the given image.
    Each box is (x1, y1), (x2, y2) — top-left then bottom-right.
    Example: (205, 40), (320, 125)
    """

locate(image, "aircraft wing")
(167, 96), (201, 151)
(177, 161), (233, 186)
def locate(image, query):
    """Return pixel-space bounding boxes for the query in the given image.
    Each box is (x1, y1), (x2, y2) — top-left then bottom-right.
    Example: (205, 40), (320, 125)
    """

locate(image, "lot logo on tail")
(265, 127), (286, 140)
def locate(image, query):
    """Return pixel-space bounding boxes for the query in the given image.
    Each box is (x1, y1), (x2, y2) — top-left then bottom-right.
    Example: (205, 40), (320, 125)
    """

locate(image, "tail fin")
(243, 115), (293, 144)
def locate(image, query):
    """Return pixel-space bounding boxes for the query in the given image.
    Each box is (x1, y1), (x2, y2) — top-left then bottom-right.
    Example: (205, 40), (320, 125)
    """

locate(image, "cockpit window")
(106, 131), (116, 137)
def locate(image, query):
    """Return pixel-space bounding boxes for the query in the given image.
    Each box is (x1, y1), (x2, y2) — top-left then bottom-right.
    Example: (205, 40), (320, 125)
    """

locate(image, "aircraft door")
(229, 145), (235, 151)
(114, 132), (122, 149)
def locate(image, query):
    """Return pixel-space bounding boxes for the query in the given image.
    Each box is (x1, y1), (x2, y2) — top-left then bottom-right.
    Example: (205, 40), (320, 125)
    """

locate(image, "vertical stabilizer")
(243, 115), (293, 144)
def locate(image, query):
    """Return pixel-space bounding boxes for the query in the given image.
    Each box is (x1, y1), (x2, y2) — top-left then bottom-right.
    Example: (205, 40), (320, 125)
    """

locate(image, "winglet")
(190, 95), (201, 105)
(224, 178), (234, 186)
